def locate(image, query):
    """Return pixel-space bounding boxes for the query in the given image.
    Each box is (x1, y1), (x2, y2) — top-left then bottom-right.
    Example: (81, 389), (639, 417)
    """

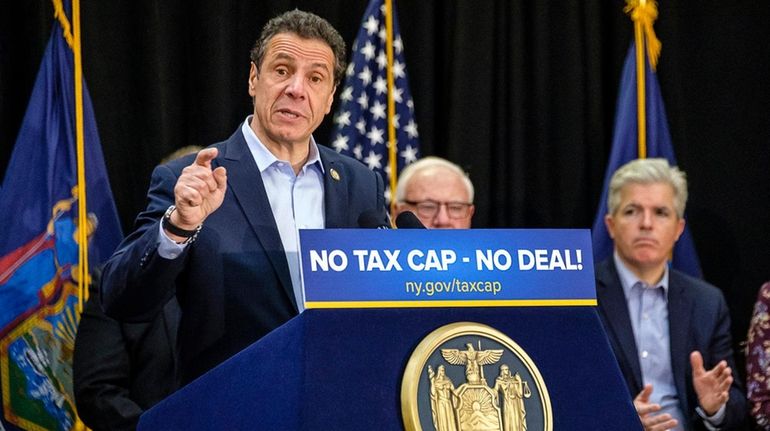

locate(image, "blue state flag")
(330, 0), (420, 201)
(0, 2), (122, 429)
(591, 43), (702, 278)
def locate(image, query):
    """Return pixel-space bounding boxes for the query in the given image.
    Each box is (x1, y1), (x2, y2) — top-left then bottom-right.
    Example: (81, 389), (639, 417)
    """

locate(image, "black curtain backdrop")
(2, 1), (769, 376)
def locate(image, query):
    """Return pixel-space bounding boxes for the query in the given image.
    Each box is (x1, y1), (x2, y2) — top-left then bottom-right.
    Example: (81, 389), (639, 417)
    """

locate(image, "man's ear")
(674, 217), (686, 242)
(390, 203), (402, 225)
(248, 62), (258, 97)
(604, 214), (616, 239)
(324, 84), (337, 114)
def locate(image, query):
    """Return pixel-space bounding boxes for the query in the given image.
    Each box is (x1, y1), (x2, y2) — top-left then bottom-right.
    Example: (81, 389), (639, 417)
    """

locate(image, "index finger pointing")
(194, 148), (219, 168)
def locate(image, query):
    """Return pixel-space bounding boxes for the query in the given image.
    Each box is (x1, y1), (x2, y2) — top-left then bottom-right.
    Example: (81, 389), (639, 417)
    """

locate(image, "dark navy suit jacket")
(75, 279), (179, 431)
(595, 258), (747, 430)
(101, 128), (384, 384)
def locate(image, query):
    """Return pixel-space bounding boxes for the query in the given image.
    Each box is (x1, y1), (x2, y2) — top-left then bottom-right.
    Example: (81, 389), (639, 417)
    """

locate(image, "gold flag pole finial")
(624, 0), (662, 159)
(624, 0), (662, 70)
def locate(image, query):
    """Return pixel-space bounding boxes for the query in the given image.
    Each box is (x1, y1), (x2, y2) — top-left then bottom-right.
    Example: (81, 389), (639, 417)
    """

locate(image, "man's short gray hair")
(395, 156), (474, 203)
(607, 158), (688, 218)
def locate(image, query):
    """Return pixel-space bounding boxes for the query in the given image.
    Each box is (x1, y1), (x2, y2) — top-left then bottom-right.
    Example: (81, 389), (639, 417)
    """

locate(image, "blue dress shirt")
(615, 252), (684, 429)
(614, 252), (725, 430)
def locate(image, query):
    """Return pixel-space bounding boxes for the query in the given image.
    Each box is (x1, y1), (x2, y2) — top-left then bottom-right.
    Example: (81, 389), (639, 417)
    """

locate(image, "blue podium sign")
(300, 229), (596, 308)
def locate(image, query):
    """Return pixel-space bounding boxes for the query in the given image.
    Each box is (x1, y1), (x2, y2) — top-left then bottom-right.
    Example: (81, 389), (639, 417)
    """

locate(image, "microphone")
(357, 209), (391, 229)
(395, 211), (426, 229)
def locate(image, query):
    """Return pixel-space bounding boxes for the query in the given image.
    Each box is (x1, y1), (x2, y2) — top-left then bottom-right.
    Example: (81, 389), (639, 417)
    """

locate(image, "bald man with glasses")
(393, 156), (475, 229)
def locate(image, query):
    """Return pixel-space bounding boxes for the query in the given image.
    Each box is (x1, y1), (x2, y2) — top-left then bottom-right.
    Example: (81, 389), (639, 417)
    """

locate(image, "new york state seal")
(401, 322), (552, 431)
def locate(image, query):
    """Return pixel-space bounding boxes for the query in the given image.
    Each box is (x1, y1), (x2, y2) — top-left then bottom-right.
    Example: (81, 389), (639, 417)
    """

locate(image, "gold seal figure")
(494, 365), (532, 431)
(428, 365), (459, 431)
(442, 343), (503, 385)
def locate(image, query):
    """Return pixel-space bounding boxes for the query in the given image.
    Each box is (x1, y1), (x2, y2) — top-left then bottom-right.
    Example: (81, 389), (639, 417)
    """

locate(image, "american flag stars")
(330, 0), (420, 202)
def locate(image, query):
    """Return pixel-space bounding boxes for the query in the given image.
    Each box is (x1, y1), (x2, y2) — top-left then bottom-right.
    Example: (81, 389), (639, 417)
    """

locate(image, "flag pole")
(634, 2), (647, 159)
(385, 0), (398, 210)
(629, 0), (647, 159)
(71, 0), (90, 311)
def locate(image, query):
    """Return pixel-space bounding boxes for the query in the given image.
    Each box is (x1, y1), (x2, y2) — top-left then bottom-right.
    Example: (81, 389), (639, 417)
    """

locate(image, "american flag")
(330, 0), (420, 203)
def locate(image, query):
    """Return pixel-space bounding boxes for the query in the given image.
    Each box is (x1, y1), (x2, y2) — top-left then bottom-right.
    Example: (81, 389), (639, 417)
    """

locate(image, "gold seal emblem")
(330, 168), (341, 181)
(402, 322), (552, 431)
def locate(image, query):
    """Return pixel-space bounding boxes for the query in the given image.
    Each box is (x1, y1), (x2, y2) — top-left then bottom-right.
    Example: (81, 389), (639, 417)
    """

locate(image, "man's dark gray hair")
(249, 9), (347, 87)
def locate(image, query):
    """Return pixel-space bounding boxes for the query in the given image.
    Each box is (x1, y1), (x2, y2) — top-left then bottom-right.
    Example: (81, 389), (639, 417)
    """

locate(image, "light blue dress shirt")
(159, 117), (325, 311)
(615, 252), (685, 430)
(614, 252), (725, 430)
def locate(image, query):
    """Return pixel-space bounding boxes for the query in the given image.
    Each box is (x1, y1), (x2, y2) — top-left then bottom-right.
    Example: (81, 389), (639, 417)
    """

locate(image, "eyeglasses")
(402, 200), (473, 219)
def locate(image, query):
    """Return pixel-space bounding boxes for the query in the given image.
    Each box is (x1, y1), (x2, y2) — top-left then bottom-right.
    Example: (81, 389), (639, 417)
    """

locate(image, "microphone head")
(395, 211), (426, 229)
(357, 209), (390, 229)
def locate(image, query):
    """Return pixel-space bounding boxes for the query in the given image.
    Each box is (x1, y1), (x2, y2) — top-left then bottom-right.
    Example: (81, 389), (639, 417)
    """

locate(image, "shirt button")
(642, 313), (649, 319)
(642, 350), (649, 359)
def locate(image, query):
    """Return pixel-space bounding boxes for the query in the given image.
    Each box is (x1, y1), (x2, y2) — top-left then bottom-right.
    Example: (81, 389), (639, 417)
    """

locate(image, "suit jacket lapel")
(667, 272), (693, 414)
(217, 131), (296, 309)
(319, 149), (349, 228)
(596, 260), (644, 392)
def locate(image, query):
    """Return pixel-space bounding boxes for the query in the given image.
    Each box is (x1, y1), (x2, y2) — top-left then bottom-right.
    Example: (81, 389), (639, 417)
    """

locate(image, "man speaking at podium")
(100, 10), (384, 385)
(595, 158), (746, 430)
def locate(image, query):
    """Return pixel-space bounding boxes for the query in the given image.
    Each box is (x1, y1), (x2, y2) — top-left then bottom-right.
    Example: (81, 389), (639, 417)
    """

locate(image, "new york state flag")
(0, 1), (122, 429)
